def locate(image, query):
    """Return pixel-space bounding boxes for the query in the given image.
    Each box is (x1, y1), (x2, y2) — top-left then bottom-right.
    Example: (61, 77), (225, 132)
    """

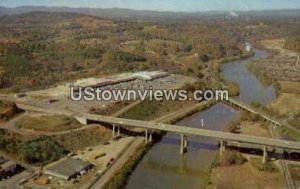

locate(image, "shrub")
(250, 158), (277, 172)
(219, 150), (246, 167)
(226, 121), (240, 133)
(19, 136), (67, 164)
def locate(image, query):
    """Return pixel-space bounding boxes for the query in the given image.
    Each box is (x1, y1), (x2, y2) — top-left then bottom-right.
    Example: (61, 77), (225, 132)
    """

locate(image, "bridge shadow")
(88, 121), (300, 162)
(226, 145), (300, 161)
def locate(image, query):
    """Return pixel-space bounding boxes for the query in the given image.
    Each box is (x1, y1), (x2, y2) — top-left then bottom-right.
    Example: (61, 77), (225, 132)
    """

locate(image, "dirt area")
(27, 137), (135, 189)
(74, 137), (134, 172)
(261, 39), (286, 52)
(15, 114), (82, 132)
(208, 118), (284, 188)
(268, 93), (300, 117)
(279, 81), (300, 94)
(51, 125), (112, 152)
(209, 162), (284, 189)
(239, 121), (271, 138)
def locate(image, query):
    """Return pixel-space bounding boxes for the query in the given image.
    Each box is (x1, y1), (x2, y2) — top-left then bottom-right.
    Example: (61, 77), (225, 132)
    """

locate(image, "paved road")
(89, 137), (144, 189)
(0, 113), (100, 136)
(15, 102), (300, 151)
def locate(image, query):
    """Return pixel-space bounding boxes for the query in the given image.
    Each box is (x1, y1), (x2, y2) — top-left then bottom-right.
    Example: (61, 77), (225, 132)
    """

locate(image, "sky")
(0, 0), (300, 12)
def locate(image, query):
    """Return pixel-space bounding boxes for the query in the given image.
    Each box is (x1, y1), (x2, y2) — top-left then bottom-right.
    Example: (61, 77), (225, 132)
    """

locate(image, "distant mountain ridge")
(0, 6), (299, 22)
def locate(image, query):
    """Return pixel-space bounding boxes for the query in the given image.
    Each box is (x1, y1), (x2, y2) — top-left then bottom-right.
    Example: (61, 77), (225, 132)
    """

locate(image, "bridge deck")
(227, 97), (300, 134)
(16, 102), (300, 151)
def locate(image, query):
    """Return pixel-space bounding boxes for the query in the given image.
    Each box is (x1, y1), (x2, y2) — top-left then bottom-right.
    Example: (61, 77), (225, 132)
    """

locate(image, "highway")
(15, 102), (300, 152)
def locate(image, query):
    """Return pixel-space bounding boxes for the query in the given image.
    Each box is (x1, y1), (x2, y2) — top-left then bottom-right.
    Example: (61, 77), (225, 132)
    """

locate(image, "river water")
(125, 50), (276, 189)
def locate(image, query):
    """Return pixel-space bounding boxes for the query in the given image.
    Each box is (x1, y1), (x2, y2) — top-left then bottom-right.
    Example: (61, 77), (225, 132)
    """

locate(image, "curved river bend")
(125, 50), (276, 189)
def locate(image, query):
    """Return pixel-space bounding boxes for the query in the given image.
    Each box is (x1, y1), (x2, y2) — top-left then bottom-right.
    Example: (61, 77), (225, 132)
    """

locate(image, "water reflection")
(221, 50), (276, 106)
(125, 50), (272, 189)
(125, 104), (239, 189)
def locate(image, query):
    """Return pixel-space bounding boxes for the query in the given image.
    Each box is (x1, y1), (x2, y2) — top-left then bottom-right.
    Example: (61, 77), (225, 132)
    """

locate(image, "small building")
(0, 161), (18, 179)
(133, 70), (169, 80)
(44, 158), (93, 180)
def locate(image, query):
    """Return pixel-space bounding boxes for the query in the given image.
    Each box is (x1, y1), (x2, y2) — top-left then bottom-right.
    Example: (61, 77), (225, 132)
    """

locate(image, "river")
(125, 50), (276, 189)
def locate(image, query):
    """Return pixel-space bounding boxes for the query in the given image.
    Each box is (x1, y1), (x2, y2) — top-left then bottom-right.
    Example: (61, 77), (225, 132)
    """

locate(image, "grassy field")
(89, 101), (134, 116)
(15, 114), (82, 132)
(289, 164), (300, 181)
(119, 99), (196, 121)
(280, 127), (300, 142)
(208, 159), (283, 189)
(268, 93), (300, 117)
(279, 81), (300, 94)
(51, 126), (112, 151)
(289, 115), (300, 129)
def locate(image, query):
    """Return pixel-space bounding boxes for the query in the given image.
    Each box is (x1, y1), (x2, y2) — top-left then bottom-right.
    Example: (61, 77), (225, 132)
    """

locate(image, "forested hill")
(0, 6), (300, 22)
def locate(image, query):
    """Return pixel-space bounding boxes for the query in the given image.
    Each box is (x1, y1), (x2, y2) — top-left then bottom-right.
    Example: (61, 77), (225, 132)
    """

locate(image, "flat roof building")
(44, 158), (93, 180)
(0, 161), (18, 179)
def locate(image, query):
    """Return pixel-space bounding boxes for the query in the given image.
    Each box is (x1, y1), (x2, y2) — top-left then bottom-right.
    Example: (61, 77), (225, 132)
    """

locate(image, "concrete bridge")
(15, 102), (300, 164)
(224, 97), (300, 134)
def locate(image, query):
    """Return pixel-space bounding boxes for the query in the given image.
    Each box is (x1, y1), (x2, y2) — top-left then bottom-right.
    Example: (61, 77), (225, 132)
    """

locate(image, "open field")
(238, 121), (272, 138)
(289, 164), (300, 182)
(268, 93), (300, 117)
(209, 161), (284, 189)
(208, 113), (285, 189)
(15, 114), (82, 132)
(289, 115), (300, 129)
(279, 81), (300, 94)
(120, 99), (197, 121)
(51, 126), (112, 152)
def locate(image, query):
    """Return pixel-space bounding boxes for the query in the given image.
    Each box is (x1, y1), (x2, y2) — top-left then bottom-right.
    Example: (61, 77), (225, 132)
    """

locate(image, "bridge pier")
(263, 146), (267, 164)
(112, 124), (121, 138)
(220, 140), (226, 156)
(145, 129), (148, 143)
(117, 126), (120, 137)
(112, 124), (116, 138)
(180, 134), (187, 154)
(149, 131), (153, 143)
(144, 129), (153, 143)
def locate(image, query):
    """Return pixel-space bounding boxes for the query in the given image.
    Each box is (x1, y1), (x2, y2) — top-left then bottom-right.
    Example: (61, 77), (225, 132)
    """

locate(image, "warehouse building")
(44, 158), (93, 180)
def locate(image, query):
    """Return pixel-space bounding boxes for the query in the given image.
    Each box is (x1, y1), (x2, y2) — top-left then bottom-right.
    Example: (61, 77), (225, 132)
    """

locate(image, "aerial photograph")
(0, 0), (299, 189)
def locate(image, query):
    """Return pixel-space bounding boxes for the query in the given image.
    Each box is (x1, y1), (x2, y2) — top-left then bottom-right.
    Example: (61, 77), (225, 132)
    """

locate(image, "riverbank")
(247, 39), (300, 140)
(93, 99), (215, 189)
(206, 112), (285, 189)
(99, 50), (269, 189)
